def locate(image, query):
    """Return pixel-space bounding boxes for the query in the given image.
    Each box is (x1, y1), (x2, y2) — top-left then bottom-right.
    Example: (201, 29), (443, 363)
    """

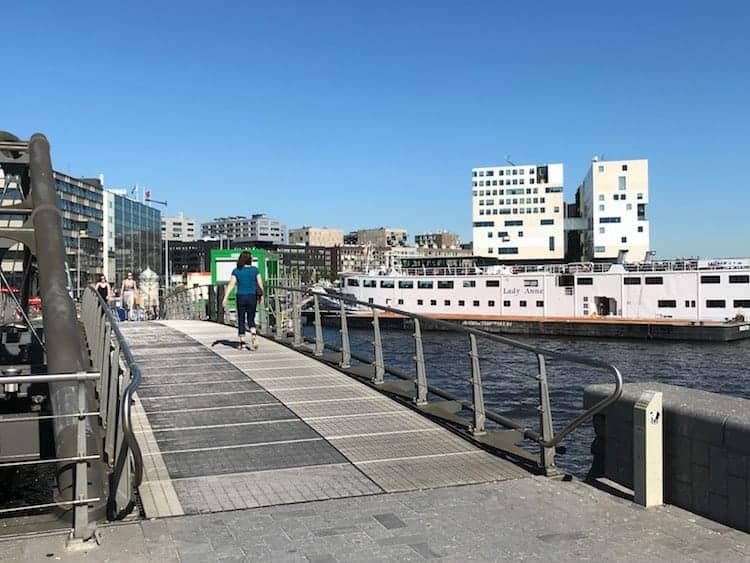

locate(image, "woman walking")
(95, 275), (111, 303)
(222, 251), (263, 350)
(120, 272), (138, 321)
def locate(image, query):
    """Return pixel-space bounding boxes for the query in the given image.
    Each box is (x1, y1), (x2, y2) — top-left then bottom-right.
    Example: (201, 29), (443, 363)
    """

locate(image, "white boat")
(339, 256), (750, 323)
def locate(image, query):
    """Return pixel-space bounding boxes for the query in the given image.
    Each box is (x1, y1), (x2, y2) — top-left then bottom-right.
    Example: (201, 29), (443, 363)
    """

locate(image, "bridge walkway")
(119, 320), (528, 518)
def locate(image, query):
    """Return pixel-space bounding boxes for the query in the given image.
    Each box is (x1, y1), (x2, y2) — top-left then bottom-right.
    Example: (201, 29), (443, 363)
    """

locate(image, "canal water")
(307, 325), (750, 478)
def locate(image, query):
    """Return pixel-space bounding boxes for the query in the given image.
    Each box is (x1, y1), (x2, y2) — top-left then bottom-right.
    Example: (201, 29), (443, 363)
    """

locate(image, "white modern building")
(289, 226), (343, 247)
(577, 158), (649, 262)
(472, 163), (565, 261)
(162, 212), (196, 242)
(201, 213), (287, 244)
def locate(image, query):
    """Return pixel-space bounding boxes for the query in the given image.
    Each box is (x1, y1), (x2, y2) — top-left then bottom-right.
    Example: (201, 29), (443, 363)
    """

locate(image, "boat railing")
(162, 282), (623, 476)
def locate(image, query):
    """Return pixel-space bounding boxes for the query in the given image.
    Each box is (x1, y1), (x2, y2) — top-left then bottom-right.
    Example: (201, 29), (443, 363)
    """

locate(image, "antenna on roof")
(505, 155), (516, 166)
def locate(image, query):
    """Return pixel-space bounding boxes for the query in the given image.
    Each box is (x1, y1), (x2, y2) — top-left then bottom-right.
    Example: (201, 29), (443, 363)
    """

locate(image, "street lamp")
(145, 196), (169, 290)
(77, 229), (86, 300)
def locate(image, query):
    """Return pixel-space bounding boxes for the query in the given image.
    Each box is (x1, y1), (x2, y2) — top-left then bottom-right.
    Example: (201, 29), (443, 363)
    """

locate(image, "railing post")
(413, 319), (427, 405)
(469, 334), (486, 435)
(339, 299), (351, 368)
(73, 376), (91, 541)
(537, 353), (558, 475)
(275, 288), (284, 339)
(313, 294), (324, 356)
(372, 309), (385, 385)
(292, 291), (303, 347)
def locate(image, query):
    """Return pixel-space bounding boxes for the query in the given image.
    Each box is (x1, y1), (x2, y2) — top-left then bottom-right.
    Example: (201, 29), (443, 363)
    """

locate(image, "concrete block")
(690, 439), (710, 467)
(726, 416), (750, 455)
(727, 453), (748, 479)
(726, 477), (747, 531)
(709, 447), (729, 496)
(692, 465), (710, 514)
(708, 493), (728, 523)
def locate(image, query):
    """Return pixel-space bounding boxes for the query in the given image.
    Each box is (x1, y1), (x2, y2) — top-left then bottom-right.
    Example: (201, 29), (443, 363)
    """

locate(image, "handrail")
(270, 284), (623, 450)
(83, 287), (144, 519)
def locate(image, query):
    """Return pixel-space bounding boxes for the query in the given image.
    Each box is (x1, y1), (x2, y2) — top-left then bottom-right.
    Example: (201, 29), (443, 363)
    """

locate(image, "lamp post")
(76, 229), (86, 300)
(145, 196), (169, 291)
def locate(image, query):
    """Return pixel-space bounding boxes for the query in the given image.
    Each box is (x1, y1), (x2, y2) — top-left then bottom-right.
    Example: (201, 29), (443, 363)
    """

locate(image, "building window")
(598, 165), (604, 172)
(488, 300), (495, 307)
(520, 300), (527, 307)
(498, 247), (519, 254)
(599, 227), (605, 234)
(549, 236), (555, 251)
(624, 277), (641, 285)
(463, 280), (476, 288)
(621, 236), (627, 243)
(540, 219), (554, 225)
(473, 300), (480, 307)
(399, 280), (414, 289)
(518, 231), (524, 237)
(598, 194), (605, 201)
(444, 300), (451, 306)
(618, 176), (626, 190)
(706, 300), (726, 308)
(622, 164), (628, 171)
(701, 275), (721, 284)
(637, 193), (643, 200)
(729, 275), (749, 284)
(645, 277), (663, 285)
(536, 300), (544, 307)
(637, 226), (644, 232)
(658, 300), (677, 308)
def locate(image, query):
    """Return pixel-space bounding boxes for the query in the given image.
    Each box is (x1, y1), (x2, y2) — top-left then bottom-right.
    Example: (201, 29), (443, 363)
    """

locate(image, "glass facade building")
(111, 191), (162, 289)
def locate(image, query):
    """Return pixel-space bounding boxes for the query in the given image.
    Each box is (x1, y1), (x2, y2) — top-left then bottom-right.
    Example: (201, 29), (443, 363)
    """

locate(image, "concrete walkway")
(3, 476), (749, 562)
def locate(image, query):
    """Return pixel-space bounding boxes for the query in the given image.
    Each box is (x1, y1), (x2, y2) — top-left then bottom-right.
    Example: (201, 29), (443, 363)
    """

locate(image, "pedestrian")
(222, 251), (263, 350)
(95, 275), (111, 303)
(120, 272), (138, 321)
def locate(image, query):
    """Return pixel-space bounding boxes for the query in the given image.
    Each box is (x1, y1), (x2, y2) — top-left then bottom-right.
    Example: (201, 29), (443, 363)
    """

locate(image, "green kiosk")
(210, 248), (279, 319)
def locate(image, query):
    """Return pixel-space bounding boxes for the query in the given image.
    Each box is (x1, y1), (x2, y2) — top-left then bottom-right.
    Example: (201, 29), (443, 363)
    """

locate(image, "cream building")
(578, 158), (649, 261)
(472, 163), (565, 261)
(162, 212), (197, 242)
(288, 226), (343, 247)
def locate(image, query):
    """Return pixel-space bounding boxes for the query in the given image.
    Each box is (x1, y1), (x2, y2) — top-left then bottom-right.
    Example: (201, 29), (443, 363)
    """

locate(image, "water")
(305, 324), (750, 477)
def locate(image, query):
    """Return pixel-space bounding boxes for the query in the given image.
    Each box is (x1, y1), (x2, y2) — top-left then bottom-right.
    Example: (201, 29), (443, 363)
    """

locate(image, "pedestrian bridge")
(122, 320), (528, 518)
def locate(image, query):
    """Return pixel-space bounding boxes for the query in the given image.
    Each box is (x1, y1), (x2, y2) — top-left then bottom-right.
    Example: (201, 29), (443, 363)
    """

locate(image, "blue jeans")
(236, 293), (258, 336)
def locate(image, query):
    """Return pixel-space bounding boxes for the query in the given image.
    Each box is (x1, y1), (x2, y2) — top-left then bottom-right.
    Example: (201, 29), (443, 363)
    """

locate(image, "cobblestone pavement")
(4, 477), (749, 562)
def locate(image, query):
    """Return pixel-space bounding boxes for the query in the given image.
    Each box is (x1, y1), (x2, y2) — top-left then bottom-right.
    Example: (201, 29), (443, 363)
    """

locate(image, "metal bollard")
(634, 390), (663, 507)
(413, 319), (427, 405)
(469, 334), (486, 435)
(313, 295), (324, 356)
(372, 309), (385, 385)
(339, 300), (351, 368)
(536, 353), (557, 475)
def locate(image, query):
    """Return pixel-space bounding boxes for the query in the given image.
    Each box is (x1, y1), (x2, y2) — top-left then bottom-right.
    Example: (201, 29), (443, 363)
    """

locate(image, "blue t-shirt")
(231, 265), (260, 295)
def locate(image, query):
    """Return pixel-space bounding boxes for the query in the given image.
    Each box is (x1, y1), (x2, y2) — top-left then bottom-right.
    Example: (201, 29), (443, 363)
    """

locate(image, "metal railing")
(80, 287), (143, 521)
(164, 282), (622, 475)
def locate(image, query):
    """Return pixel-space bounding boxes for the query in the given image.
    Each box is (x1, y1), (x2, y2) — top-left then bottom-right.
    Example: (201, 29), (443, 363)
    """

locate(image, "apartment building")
(472, 163), (565, 262)
(288, 226), (344, 247)
(356, 227), (408, 247)
(414, 231), (460, 250)
(162, 211), (196, 241)
(202, 213), (287, 244)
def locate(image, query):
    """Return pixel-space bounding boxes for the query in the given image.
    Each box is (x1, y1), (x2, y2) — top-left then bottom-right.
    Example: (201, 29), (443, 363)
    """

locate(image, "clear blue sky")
(4, 1), (749, 258)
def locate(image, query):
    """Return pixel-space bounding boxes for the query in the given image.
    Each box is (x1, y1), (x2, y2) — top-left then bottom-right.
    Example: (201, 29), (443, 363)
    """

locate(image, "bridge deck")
(120, 320), (527, 518)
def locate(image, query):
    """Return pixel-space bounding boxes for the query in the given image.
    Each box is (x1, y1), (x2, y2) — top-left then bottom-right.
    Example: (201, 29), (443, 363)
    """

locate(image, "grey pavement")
(3, 476), (749, 562)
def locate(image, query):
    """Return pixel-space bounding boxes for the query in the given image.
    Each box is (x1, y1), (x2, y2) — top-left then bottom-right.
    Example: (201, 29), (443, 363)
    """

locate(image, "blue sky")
(4, 1), (749, 258)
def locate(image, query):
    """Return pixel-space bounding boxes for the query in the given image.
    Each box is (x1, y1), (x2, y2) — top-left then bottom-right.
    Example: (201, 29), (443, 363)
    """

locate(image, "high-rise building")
(107, 189), (162, 288)
(575, 158), (650, 261)
(288, 226), (344, 247)
(414, 231), (460, 250)
(162, 212), (196, 241)
(472, 163), (565, 262)
(201, 214), (287, 243)
(356, 227), (408, 247)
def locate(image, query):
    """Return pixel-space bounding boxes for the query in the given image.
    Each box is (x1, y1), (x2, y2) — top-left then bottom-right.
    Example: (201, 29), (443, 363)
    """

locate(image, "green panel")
(210, 248), (278, 309)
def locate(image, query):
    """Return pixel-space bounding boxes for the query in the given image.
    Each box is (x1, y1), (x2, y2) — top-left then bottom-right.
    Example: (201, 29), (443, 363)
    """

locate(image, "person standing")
(95, 275), (111, 303)
(222, 251), (263, 350)
(120, 272), (138, 321)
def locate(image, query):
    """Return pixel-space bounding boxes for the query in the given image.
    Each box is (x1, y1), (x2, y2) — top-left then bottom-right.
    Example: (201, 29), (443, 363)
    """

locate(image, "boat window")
(430, 300), (437, 306)
(706, 300), (726, 308)
(347, 278), (359, 287)
(486, 280), (500, 287)
(380, 280), (395, 288)
(417, 299), (423, 305)
(557, 275), (574, 287)
(397, 299), (404, 305)
(488, 300), (495, 307)
(734, 299), (750, 307)
(577, 277), (593, 285)
(363, 279), (377, 288)
(444, 300), (451, 306)
(458, 300), (465, 306)
(624, 277), (641, 285)
(503, 300), (511, 306)
(418, 280), (434, 289)
(700, 275), (721, 284)
(536, 300), (544, 307)
(520, 300), (527, 307)
(645, 276), (663, 285)
(658, 300), (677, 308)
(437, 280), (454, 289)
(463, 280), (476, 288)
(524, 279), (539, 287)
(398, 280), (414, 289)
(473, 300), (480, 307)
(729, 275), (749, 284)
(368, 298), (374, 304)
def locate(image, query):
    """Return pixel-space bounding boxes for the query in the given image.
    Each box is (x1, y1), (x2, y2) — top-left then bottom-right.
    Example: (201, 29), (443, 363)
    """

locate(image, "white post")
(633, 390), (663, 507)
